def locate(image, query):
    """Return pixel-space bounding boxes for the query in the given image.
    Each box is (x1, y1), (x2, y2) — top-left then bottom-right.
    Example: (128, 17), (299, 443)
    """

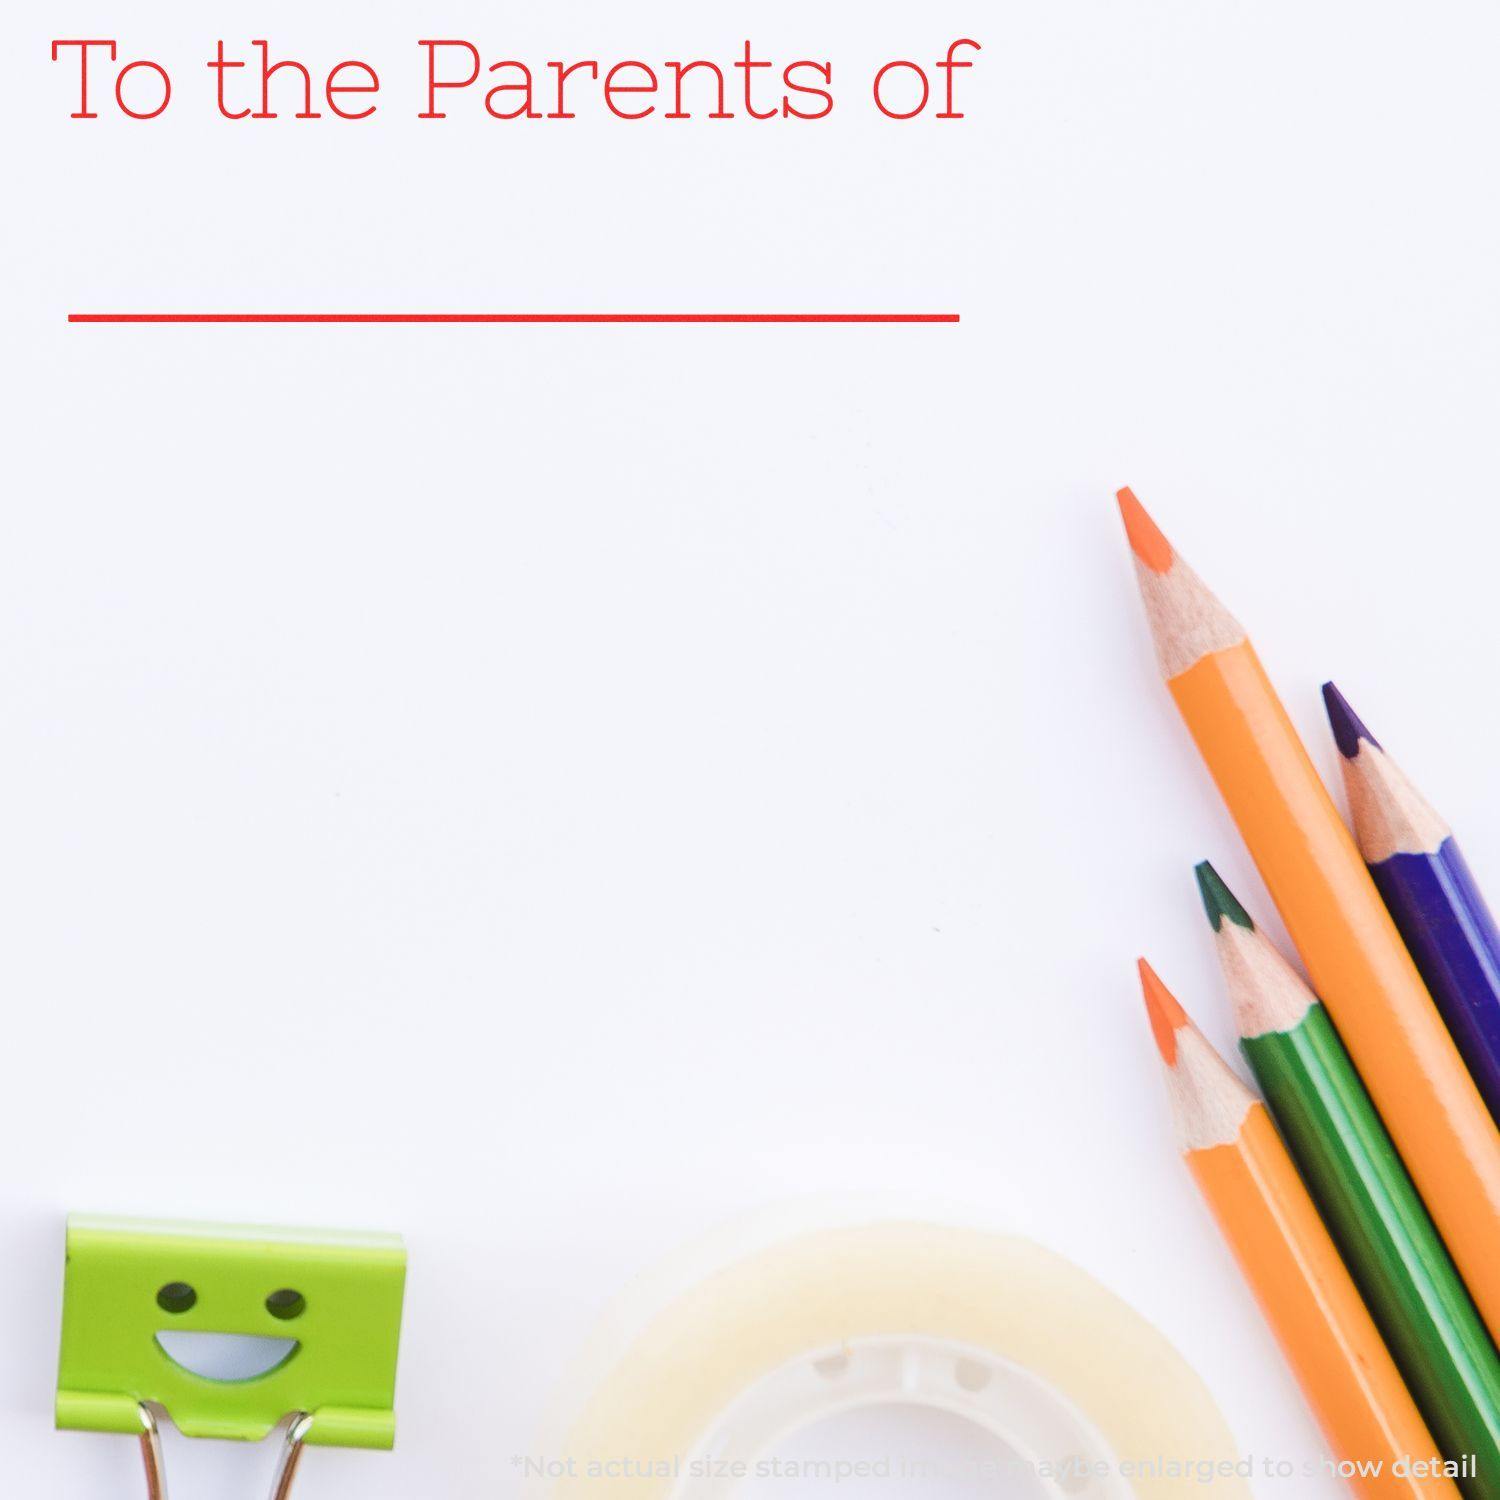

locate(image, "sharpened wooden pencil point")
(1322, 681), (1381, 758)
(1138, 958), (1186, 1063)
(1324, 689), (1450, 863)
(1200, 868), (1314, 1039)
(1117, 487), (1174, 573)
(1195, 861), (1254, 933)
(1116, 489), (1246, 679)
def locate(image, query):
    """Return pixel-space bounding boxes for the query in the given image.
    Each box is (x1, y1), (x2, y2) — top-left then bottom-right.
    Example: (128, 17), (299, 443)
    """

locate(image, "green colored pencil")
(1197, 862), (1500, 1499)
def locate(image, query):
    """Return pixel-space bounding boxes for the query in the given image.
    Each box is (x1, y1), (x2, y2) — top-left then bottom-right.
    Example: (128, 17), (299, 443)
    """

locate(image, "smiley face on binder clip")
(56, 1214), (406, 1488)
(152, 1277), (309, 1382)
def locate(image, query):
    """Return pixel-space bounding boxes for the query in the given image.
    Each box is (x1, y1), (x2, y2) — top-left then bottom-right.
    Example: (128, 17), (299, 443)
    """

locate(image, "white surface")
(4, 1), (1499, 1495)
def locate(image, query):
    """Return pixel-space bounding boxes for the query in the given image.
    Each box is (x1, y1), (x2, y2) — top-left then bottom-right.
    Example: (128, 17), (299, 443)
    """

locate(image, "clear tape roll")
(529, 1218), (1247, 1499)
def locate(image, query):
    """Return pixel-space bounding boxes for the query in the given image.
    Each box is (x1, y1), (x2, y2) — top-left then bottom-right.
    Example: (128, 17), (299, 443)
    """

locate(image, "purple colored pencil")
(1323, 683), (1500, 1126)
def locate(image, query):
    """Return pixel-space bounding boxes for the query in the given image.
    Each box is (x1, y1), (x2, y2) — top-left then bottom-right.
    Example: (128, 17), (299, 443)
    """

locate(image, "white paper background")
(4, 2), (1499, 1495)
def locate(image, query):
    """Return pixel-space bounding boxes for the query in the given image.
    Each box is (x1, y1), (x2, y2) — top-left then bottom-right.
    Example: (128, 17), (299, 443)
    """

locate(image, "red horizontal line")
(68, 312), (959, 325)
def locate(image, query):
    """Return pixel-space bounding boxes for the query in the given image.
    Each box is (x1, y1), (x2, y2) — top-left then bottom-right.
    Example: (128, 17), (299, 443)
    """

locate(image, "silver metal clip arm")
(268, 1413), (313, 1500)
(135, 1404), (311, 1500)
(137, 1404), (167, 1500)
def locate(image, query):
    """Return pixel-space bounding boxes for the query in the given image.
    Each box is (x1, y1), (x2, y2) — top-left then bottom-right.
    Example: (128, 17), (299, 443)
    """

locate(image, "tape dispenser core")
(685, 1334), (1129, 1498)
(532, 1219), (1247, 1499)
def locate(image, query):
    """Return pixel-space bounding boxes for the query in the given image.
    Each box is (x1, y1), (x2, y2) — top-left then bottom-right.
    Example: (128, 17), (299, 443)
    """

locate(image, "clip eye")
(265, 1289), (306, 1321)
(156, 1283), (196, 1315)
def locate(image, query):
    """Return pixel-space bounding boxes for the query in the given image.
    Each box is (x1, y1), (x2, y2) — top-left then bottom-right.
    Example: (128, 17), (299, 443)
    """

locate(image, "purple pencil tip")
(1322, 681), (1380, 759)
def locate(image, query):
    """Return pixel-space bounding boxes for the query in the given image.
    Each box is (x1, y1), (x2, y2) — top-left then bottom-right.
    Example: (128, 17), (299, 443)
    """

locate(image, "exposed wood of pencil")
(1118, 488), (1500, 1345)
(1198, 865), (1500, 1496)
(1139, 960), (1456, 1500)
(1324, 683), (1500, 1127)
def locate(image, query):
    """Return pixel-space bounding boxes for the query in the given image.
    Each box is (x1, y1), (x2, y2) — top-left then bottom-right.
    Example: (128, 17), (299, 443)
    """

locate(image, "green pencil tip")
(1195, 861), (1255, 933)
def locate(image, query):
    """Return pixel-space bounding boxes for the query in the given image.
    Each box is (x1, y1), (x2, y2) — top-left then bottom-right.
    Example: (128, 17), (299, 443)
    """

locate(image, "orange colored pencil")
(1119, 489), (1500, 1343)
(1140, 962), (1459, 1499)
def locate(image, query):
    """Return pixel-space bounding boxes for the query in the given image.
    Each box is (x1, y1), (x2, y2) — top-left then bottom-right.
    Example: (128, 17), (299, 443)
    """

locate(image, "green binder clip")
(56, 1215), (406, 1498)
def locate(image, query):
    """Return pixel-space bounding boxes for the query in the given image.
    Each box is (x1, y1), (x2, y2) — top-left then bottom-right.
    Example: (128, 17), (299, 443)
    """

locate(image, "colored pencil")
(1118, 488), (1500, 1344)
(1138, 960), (1458, 1500)
(1323, 683), (1500, 1127)
(1196, 862), (1500, 1497)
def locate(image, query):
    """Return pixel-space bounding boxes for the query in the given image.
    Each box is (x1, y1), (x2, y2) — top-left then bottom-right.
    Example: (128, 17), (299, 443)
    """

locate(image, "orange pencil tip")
(1137, 957), (1189, 1064)
(1116, 487), (1175, 574)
